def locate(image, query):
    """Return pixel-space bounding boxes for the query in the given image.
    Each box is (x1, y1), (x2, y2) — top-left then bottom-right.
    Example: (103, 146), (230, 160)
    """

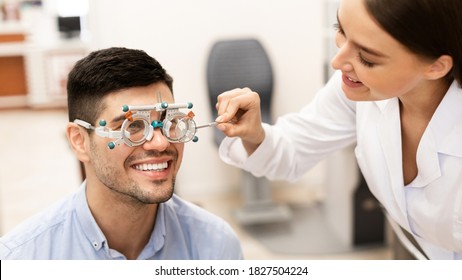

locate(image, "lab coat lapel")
(376, 98), (408, 223)
(374, 81), (462, 227)
(414, 82), (462, 187)
(409, 83), (462, 188)
(411, 128), (441, 188)
(430, 81), (462, 158)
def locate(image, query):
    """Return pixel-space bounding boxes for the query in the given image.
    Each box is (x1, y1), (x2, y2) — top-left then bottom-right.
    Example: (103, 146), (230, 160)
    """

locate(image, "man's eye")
(127, 120), (145, 132)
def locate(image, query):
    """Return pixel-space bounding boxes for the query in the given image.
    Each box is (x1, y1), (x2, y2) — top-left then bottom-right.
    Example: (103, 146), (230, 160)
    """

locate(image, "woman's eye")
(358, 53), (375, 68)
(333, 23), (345, 35)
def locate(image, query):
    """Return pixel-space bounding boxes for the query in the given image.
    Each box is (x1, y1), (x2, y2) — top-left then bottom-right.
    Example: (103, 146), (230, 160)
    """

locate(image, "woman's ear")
(66, 122), (90, 163)
(425, 54), (453, 80)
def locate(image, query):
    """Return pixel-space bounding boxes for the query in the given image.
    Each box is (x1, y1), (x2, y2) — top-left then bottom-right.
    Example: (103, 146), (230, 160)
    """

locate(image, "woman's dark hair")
(365, 0), (462, 85)
(67, 47), (174, 124)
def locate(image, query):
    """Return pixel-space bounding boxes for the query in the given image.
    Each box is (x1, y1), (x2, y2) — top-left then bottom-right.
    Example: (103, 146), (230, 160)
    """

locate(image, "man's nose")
(142, 128), (170, 151)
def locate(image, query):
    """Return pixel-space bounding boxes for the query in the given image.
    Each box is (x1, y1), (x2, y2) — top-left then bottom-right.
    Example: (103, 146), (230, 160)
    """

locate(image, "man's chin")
(141, 185), (174, 204)
(134, 177), (176, 204)
(141, 192), (174, 204)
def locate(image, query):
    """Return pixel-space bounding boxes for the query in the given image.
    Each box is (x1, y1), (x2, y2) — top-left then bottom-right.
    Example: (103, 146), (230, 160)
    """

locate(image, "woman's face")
(331, 0), (433, 101)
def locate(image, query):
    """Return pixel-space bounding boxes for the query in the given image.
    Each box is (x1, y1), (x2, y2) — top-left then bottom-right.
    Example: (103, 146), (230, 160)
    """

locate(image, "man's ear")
(66, 122), (91, 163)
(425, 54), (453, 80)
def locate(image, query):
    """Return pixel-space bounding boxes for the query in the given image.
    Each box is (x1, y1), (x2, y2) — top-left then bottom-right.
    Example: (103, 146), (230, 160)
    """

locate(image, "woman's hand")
(215, 87), (265, 155)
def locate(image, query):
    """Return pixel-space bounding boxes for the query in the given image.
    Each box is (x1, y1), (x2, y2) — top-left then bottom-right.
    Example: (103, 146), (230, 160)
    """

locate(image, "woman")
(215, 0), (462, 259)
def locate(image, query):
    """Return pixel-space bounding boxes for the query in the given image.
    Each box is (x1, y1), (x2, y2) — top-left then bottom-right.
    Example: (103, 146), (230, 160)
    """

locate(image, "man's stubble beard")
(90, 141), (176, 206)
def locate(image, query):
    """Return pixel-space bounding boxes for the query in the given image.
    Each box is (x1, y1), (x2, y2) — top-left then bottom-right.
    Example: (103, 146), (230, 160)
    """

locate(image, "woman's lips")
(342, 74), (364, 88)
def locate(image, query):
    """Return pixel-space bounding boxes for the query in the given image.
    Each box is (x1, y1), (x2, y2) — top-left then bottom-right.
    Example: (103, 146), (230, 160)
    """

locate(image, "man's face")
(88, 83), (183, 205)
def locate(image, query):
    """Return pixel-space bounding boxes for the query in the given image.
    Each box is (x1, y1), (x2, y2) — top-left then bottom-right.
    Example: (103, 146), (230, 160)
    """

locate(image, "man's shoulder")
(0, 193), (78, 259)
(164, 194), (229, 228)
(160, 194), (243, 259)
(161, 194), (240, 242)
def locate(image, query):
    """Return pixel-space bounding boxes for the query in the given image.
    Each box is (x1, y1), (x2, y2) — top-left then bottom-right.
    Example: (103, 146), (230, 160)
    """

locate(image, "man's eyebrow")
(109, 110), (164, 124)
(336, 12), (388, 58)
(109, 114), (126, 124)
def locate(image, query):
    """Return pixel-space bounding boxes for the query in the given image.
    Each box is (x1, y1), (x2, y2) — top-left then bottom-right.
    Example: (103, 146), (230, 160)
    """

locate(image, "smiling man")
(0, 47), (243, 260)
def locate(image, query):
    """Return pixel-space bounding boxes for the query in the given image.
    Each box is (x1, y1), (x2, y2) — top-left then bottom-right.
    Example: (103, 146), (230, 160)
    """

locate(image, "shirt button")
(93, 242), (98, 247)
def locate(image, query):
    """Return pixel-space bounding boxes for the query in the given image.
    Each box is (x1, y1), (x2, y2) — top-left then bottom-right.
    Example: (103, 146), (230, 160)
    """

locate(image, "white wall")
(87, 0), (327, 197)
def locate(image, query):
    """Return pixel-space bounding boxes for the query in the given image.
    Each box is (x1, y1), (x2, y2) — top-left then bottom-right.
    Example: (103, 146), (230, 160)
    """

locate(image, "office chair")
(206, 38), (291, 225)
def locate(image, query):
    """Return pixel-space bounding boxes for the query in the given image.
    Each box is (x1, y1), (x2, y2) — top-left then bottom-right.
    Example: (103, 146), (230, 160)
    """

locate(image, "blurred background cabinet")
(0, 27), (28, 107)
(0, 26), (87, 109)
(0, 0), (88, 109)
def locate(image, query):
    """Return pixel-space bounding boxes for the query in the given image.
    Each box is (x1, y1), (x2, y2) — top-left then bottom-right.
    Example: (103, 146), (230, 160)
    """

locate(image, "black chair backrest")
(206, 39), (274, 145)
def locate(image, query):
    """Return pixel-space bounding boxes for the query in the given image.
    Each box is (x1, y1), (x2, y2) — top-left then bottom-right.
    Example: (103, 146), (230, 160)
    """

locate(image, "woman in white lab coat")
(214, 0), (462, 259)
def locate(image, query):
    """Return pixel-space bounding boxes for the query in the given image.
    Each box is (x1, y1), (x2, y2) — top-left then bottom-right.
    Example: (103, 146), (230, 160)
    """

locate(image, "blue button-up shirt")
(0, 182), (243, 259)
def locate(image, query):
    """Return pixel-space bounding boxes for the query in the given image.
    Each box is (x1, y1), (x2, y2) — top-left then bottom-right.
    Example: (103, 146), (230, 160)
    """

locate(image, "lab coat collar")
(410, 81), (462, 188)
(376, 81), (462, 189)
(376, 97), (407, 215)
(375, 81), (462, 156)
(374, 98), (392, 113)
(373, 81), (462, 227)
(428, 81), (462, 157)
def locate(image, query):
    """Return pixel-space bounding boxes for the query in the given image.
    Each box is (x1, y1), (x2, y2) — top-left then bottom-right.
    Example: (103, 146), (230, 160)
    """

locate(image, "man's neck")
(86, 181), (158, 260)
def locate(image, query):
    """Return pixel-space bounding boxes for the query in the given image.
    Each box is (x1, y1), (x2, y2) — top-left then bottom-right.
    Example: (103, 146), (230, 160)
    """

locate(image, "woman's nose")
(142, 128), (170, 151)
(331, 39), (354, 72)
(331, 51), (354, 72)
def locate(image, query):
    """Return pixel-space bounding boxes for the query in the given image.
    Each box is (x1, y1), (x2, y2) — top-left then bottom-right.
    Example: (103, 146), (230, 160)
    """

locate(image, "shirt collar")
(75, 181), (107, 252)
(74, 181), (168, 259)
(135, 201), (166, 259)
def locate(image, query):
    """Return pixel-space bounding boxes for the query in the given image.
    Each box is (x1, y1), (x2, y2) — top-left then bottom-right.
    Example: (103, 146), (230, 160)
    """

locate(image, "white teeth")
(135, 162), (168, 171)
(348, 76), (360, 83)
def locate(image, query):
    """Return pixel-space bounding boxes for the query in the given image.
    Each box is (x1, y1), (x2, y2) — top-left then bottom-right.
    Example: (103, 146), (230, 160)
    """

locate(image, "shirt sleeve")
(219, 71), (357, 182)
(214, 224), (244, 260)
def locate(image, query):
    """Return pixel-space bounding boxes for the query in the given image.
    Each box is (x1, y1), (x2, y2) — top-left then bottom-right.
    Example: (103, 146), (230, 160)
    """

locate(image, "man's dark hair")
(67, 47), (174, 124)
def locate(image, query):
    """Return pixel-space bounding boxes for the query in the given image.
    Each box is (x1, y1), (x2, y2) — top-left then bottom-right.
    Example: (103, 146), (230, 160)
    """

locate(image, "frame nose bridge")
(142, 127), (171, 151)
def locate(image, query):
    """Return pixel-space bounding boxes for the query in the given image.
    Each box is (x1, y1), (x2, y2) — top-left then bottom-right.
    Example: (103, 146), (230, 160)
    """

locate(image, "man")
(0, 47), (243, 260)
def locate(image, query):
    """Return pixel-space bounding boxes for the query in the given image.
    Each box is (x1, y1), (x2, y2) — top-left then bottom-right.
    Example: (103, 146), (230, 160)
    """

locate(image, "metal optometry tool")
(74, 92), (220, 149)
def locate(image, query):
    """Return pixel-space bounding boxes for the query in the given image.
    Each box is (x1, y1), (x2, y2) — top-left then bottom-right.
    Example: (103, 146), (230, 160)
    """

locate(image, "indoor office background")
(0, 0), (391, 259)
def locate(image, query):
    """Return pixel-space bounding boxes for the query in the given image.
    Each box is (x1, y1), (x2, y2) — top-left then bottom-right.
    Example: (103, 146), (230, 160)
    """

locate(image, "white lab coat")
(219, 71), (462, 259)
